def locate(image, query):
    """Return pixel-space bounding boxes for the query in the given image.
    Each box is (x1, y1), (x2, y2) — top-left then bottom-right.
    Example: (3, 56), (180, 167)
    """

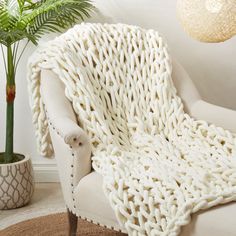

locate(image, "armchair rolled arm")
(190, 100), (236, 133)
(171, 60), (236, 133)
(51, 116), (91, 149)
(40, 69), (92, 211)
(47, 115), (92, 211)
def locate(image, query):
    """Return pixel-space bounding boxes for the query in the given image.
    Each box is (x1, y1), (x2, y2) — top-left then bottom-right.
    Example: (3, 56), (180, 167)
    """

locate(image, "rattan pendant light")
(177, 0), (236, 42)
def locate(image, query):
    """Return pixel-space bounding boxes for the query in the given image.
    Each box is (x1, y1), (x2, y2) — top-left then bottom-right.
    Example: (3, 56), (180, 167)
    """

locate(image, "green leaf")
(0, 0), (20, 30)
(0, 0), (94, 45)
(27, 1), (94, 39)
(0, 28), (36, 46)
(19, 0), (94, 30)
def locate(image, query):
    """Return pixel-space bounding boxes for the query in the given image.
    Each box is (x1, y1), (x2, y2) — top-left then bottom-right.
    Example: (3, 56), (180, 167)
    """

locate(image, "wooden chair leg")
(67, 208), (78, 236)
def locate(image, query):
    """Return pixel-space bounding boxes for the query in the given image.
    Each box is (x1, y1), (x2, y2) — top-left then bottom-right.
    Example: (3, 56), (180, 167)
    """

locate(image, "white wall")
(0, 0), (235, 181)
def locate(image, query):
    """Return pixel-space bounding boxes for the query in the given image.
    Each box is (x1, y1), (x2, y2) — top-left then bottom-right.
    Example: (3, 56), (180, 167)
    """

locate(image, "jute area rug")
(0, 212), (127, 236)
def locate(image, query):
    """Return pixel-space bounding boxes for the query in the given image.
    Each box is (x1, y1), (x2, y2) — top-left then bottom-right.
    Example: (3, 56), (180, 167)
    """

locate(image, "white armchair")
(40, 58), (236, 236)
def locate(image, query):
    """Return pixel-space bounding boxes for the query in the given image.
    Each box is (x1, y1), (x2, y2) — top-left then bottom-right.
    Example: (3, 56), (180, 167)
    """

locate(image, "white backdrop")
(0, 0), (235, 178)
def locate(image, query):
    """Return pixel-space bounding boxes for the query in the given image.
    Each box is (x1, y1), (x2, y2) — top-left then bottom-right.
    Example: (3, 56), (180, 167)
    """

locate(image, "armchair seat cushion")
(76, 171), (236, 236)
(74, 172), (125, 232)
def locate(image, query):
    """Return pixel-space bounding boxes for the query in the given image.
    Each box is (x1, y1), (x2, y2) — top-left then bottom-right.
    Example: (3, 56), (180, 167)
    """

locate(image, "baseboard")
(33, 163), (59, 183)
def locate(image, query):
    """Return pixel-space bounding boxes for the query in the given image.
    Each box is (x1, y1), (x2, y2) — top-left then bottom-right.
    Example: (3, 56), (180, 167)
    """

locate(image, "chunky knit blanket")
(28, 23), (236, 236)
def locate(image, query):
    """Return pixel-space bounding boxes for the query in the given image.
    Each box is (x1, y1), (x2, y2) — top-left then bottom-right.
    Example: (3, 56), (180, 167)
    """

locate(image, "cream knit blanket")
(28, 23), (236, 236)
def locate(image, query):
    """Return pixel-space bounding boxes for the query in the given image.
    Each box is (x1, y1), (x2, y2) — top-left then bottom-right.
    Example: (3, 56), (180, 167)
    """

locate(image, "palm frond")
(19, 0), (94, 30)
(0, 28), (36, 46)
(0, 0), (94, 45)
(26, 1), (94, 40)
(0, 0), (21, 31)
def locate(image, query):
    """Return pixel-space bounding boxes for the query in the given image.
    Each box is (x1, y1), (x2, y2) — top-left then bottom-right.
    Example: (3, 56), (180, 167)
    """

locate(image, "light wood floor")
(0, 183), (65, 230)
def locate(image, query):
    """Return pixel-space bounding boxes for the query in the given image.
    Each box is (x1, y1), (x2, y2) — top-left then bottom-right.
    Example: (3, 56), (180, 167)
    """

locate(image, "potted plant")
(0, 0), (94, 210)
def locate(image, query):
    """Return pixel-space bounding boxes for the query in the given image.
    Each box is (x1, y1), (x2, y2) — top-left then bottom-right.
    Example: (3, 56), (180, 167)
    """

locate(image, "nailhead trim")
(45, 107), (77, 211)
(74, 213), (126, 233)
(71, 148), (76, 209)
(45, 109), (64, 140)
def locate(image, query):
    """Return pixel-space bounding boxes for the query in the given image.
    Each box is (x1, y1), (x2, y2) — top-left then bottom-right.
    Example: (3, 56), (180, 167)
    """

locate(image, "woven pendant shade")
(177, 0), (236, 42)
